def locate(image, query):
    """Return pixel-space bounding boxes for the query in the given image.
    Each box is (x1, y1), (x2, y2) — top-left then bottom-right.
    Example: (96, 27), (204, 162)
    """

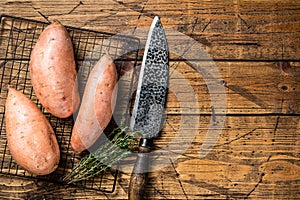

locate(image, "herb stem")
(63, 126), (138, 184)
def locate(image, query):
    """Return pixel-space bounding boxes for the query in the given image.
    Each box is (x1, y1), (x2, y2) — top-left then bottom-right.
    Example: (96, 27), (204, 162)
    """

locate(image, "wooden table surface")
(0, 0), (299, 199)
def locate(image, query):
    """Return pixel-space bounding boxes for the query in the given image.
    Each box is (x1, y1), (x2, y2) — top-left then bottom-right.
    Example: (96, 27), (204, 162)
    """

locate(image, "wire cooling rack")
(0, 14), (139, 192)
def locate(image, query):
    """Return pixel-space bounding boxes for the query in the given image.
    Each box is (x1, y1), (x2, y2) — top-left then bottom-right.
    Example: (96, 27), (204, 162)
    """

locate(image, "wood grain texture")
(1, 115), (299, 199)
(165, 61), (300, 114)
(0, 0), (299, 199)
(1, 0), (299, 60)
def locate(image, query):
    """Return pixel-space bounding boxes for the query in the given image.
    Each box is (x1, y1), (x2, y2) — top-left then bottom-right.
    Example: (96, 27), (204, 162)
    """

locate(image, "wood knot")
(278, 83), (292, 92)
(220, 80), (227, 86)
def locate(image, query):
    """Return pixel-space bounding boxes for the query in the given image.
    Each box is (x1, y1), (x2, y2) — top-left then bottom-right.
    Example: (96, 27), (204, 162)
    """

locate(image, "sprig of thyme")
(63, 127), (138, 184)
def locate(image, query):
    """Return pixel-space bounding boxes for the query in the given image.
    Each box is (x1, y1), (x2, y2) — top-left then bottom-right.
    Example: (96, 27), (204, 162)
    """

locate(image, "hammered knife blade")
(128, 16), (169, 200)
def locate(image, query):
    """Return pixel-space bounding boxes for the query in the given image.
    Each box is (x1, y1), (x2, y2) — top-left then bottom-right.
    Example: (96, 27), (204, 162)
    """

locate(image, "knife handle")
(128, 138), (152, 200)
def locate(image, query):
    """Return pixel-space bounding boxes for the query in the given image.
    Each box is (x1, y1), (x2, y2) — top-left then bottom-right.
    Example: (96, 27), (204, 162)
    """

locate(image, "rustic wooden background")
(0, 0), (299, 199)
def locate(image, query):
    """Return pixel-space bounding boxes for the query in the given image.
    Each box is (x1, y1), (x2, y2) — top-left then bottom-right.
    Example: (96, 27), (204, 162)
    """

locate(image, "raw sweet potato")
(71, 54), (118, 152)
(5, 88), (60, 175)
(30, 20), (80, 118)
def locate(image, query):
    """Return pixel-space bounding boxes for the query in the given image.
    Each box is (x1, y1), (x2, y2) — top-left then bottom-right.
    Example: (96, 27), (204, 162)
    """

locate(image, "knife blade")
(128, 16), (169, 200)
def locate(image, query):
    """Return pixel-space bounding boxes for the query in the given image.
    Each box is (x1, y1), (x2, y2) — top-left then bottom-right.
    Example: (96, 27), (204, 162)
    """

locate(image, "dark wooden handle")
(128, 139), (152, 200)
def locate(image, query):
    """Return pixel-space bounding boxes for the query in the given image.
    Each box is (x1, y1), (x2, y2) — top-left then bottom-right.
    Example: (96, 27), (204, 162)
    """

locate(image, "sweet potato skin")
(71, 54), (118, 152)
(30, 20), (80, 118)
(5, 88), (60, 175)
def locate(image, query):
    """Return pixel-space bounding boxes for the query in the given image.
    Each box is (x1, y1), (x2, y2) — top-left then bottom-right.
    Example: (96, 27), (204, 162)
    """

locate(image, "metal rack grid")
(0, 14), (139, 192)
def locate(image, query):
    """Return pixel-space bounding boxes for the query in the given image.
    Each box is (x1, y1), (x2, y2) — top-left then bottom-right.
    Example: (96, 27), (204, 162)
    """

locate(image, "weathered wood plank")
(0, 0), (299, 60)
(165, 61), (300, 114)
(1, 60), (299, 115)
(150, 115), (300, 199)
(0, 115), (298, 199)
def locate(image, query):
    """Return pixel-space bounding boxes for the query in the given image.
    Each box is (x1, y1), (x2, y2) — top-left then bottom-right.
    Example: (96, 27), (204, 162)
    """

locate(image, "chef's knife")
(128, 16), (169, 200)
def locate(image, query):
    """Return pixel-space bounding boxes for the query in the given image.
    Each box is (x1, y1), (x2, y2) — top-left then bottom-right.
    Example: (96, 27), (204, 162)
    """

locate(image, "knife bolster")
(139, 138), (153, 149)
